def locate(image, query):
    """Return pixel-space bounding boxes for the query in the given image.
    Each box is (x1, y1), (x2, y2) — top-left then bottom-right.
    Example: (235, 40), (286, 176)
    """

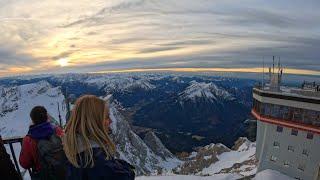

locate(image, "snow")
(200, 139), (256, 175)
(137, 169), (293, 180)
(0, 81), (67, 138)
(137, 174), (241, 180)
(179, 81), (234, 102)
(108, 101), (182, 175)
(188, 152), (198, 159)
(83, 74), (156, 92)
(0, 81), (67, 179)
(253, 169), (294, 180)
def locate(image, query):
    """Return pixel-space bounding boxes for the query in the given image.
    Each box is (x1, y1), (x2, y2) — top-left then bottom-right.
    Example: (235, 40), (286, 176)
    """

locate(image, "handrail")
(2, 136), (26, 179)
(3, 136), (23, 144)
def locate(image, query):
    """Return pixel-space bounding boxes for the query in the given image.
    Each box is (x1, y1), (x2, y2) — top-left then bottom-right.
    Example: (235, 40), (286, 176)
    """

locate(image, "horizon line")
(93, 67), (320, 76)
(1, 67), (319, 79)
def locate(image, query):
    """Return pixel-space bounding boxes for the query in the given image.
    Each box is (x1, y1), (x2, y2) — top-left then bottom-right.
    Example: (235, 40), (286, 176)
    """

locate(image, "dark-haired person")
(19, 106), (64, 180)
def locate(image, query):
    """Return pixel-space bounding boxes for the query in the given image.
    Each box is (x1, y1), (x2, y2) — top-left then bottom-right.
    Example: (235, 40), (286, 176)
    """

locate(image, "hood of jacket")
(28, 122), (55, 140)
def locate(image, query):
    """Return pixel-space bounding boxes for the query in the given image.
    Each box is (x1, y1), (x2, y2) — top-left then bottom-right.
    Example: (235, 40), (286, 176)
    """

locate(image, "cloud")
(0, 0), (319, 77)
(0, 47), (36, 66)
(51, 51), (75, 60)
(139, 46), (182, 54)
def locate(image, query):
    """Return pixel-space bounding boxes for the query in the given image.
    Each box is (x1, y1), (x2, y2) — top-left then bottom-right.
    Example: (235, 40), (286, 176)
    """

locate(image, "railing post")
(9, 142), (21, 175)
(3, 137), (24, 179)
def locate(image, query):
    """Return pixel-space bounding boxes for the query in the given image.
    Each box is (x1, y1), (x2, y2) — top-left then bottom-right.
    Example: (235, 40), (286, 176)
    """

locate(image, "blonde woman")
(64, 95), (135, 180)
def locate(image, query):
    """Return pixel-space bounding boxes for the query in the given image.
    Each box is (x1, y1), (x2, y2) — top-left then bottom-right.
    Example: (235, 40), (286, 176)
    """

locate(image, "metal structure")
(3, 136), (30, 179)
(253, 59), (320, 180)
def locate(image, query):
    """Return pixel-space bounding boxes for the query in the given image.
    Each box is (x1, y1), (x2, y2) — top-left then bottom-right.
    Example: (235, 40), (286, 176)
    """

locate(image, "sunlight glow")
(57, 58), (69, 67)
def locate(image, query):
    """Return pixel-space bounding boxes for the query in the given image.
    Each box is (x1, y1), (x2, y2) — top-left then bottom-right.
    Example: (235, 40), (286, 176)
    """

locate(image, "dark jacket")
(19, 122), (63, 172)
(0, 136), (21, 180)
(67, 148), (135, 180)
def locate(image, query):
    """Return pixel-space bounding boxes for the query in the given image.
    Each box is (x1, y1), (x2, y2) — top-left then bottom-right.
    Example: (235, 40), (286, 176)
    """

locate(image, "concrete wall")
(256, 121), (320, 180)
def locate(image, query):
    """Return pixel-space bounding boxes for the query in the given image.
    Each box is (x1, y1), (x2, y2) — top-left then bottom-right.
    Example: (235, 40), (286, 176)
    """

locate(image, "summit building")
(252, 59), (320, 180)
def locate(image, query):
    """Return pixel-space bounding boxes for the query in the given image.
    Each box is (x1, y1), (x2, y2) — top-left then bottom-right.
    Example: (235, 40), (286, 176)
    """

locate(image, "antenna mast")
(64, 87), (71, 123)
(273, 56), (275, 74)
(262, 56), (265, 89)
(57, 102), (62, 127)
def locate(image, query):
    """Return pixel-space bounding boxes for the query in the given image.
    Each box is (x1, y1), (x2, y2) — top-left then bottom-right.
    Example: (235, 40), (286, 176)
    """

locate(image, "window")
(307, 132), (314, 140)
(291, 129), (298, 136)
(276, 126), (283, 133)
(270, 155), (277, 162)
(302, 149), (309, 157)
(293, 108), (303, 122)
(288, 146), (295, 152)
(265, 104), (273, 116)
(298, 164), (305, 171)
(272, 105), (281, 118)
(284, 161), (290, 167)
(273, 141), (280, 148)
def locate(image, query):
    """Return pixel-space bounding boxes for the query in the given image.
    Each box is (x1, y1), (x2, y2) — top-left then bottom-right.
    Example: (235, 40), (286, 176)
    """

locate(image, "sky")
(0, 0), (320, 77)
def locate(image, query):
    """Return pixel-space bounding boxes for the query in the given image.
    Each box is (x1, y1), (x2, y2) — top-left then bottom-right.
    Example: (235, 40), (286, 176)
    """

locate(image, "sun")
(57, 58), (69, 67)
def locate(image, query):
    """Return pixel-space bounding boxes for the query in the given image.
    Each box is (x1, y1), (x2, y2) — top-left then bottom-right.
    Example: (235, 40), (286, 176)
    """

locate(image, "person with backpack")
(19, 106), (66, 180)
(63, 95), (135, 180)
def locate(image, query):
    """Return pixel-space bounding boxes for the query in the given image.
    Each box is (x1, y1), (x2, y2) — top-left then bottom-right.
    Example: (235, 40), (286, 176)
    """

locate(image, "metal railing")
(3, 136), (29, 179)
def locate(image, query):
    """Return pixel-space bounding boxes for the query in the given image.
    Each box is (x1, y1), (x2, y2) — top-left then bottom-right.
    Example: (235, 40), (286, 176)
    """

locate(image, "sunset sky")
(0, 0), (320, 77)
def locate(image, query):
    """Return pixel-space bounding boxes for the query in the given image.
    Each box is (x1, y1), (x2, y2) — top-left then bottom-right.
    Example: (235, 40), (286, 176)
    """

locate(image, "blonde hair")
(63, 95), (116, 167)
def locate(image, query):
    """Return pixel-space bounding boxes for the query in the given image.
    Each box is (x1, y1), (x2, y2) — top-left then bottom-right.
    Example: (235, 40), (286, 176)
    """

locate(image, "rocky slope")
(174, 137), (257, 178)
(108, 98), (181, 175)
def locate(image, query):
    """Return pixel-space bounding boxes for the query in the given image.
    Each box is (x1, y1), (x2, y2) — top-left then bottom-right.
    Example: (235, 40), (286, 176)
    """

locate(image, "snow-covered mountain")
(137, 169), (294, 180)
(174, 137), (257, 178)
(137, 138), (294, 180)
(49, 73), (157, 93)
(108, 99), (181, 175)
(0, 73), (255, 153)
(179, 81), (235, 103)
(0, 81), (67, 137)
(85, 75), (156, 93)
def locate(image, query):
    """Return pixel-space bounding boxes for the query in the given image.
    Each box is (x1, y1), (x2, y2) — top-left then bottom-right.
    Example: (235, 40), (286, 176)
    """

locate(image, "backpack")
(36, 133), (67, 180)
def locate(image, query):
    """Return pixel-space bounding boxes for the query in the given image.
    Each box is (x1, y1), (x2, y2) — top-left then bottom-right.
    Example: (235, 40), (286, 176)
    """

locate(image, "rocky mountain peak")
(179, 81), (234, 102)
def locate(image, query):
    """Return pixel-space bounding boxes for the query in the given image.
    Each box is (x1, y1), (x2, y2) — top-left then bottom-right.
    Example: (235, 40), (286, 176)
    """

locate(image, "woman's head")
(63, 95), (116, 167)
(30, 106), (48, 125)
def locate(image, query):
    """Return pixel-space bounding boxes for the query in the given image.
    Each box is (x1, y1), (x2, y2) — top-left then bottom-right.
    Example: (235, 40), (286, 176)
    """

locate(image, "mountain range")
(0, 73), (256, 153)
(0, 74), (295, 179)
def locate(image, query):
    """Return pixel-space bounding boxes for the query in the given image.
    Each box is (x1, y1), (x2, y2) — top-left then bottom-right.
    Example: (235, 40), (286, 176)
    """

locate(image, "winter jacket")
(67, 148), (135, 180)
(19, 122), (63, 172)
(0, 136), (21, 180)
